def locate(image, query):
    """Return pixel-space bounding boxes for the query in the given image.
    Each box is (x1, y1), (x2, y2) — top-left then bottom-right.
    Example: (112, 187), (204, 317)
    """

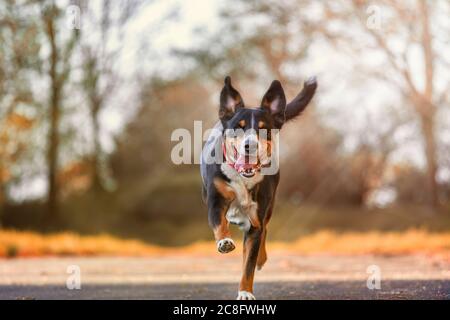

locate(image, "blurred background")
(0, 0), (449, 248)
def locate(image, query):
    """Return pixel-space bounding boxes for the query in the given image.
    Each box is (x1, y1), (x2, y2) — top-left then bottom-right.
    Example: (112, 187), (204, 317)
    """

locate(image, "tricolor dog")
(200, 76), (317, 300)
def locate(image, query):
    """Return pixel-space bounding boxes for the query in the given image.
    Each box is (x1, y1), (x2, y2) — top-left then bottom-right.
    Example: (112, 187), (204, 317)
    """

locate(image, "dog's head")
(219, 76), (317, 178)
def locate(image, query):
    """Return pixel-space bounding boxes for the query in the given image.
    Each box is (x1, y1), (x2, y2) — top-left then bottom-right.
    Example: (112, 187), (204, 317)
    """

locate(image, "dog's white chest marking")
(221, 163), (261, 231)
(226, 201), (251, 231)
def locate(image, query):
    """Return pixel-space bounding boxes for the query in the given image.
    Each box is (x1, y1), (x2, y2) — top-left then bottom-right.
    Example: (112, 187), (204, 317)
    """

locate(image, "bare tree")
(41, 2), (79, 220)
(0, 0), (41, 223)
(80, 0), (142, 191)
(322, 0), (449, 208)
(178, 0), (318, 94)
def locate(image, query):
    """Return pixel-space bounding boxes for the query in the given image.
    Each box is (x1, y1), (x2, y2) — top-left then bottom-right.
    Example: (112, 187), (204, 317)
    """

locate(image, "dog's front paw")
(237, 291), (256, 300)
(217, 238), (235, 254)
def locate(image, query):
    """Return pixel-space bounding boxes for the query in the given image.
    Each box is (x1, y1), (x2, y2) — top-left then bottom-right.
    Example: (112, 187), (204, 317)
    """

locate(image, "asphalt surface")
(0, 254), (449, 300)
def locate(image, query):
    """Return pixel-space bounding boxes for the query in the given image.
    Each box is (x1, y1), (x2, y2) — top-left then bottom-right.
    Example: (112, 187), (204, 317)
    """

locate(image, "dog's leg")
(207, 188), (235, 254)
(257, 203), (274, 270)
(256, 227), (267, 270)
(209, 178), (236, 254)
(237, 226), (262, 300)
(256, 204), (273, 270)
(209, 205), (235, 254)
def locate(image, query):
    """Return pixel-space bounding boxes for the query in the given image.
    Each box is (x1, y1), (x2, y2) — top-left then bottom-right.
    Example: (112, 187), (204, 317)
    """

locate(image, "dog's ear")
(260, 80), (286, 128)
(219, 76), (244, 121)
(284, 76), (317, 121)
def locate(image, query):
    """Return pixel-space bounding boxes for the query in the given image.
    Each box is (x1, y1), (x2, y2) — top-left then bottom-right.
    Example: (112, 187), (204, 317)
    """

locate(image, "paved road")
(0, 254), (449, 299)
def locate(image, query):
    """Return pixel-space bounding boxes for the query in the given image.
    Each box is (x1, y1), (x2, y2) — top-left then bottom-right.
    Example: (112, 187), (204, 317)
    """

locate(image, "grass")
(0, 229), (449, 258)
(0, 230), (164, 257)
(269, 229), (450, 256)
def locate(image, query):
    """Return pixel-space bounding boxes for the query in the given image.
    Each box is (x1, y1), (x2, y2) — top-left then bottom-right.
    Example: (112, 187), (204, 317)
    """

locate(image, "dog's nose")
(244, 141), (257, 155)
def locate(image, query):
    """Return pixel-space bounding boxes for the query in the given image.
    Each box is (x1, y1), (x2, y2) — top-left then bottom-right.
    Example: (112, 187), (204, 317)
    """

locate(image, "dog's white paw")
(217, 238), (235, 254)
(236, 291), (256, 300)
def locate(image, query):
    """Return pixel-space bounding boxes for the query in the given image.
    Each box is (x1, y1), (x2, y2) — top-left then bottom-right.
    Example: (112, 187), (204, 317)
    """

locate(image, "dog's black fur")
(200, 76), (317, 299)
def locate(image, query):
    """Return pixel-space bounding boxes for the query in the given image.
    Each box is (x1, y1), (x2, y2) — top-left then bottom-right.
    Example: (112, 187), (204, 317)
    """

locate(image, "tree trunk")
(0, 178), (4, 228)
(418, 0), (439, 209)
(46, 11), (61, 221)
(420, 112), (439, 208)
(90, 98), (103, 191)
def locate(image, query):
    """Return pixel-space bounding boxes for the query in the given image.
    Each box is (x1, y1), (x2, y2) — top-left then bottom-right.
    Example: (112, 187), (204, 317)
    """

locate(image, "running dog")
(200, 76), (317, 300)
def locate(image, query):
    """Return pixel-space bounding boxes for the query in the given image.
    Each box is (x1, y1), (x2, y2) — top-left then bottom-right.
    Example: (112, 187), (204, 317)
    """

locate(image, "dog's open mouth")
(238, 166), (257, 178)
(234, 155), (259, 178)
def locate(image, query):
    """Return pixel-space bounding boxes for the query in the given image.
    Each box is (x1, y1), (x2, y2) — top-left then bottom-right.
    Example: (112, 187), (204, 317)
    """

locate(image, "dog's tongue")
(234, 154), (258, 172)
